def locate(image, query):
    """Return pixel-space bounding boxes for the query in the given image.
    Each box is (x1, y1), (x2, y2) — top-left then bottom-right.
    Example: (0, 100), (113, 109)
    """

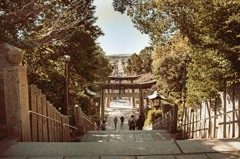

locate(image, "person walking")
(120, 116), (124, 128)
(128, 115), (136, 130)
(114, 117), (118, 130)
(136, 115), (145, 130)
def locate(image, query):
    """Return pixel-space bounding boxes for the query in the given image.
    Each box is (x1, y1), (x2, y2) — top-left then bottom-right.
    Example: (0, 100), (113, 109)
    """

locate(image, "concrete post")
(2, 43), (31, 141)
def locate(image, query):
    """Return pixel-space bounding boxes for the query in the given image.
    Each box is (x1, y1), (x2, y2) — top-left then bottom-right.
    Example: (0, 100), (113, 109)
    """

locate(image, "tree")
(125, 53), (142, 75)
(139, 46), (153, 73)
(152, 33), (191, 102)
(0, 0), (112, 117)
(113, 0), (240, 107)
(112, 1), (239, 54)
(0, 0), (100, 46)
(187, 48), (233, 106)
(112, 0), (176, 45)
(125, 47), (153, 75)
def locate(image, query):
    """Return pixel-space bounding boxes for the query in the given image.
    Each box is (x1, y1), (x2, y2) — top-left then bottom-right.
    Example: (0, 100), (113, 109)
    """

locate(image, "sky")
(93, 0), (150, 55)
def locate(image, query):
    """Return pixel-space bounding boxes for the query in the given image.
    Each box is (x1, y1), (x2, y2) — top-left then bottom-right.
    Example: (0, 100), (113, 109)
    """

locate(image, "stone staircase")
(1, 105), (240, 158)
(81, 129), (172, 142)
(1, 129), (240, 158)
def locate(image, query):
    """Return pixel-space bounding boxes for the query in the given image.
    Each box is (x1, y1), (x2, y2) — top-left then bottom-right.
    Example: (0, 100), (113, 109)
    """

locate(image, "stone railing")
(1, 43), (31, 141)
(0, 43), (98, 142)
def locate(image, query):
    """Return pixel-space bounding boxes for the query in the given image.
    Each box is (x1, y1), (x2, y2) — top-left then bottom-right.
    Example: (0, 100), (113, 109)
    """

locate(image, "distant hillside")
(107, 54), (131, 57)
(107, 54), (130, 76)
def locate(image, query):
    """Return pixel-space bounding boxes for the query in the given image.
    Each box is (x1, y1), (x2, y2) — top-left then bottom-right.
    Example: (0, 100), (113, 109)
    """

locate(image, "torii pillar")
(100, 89), (105, 120)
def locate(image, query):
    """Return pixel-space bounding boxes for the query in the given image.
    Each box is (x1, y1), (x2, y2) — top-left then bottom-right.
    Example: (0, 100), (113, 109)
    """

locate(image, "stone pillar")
(100, 89), (105, 120)
(106, 89), (110, 108)
(2, 43), (31, 141)
(0, 44), (9, 136)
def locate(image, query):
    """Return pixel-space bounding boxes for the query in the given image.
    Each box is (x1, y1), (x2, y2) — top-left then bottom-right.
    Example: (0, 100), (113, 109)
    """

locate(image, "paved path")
(104, 101), (140, 130)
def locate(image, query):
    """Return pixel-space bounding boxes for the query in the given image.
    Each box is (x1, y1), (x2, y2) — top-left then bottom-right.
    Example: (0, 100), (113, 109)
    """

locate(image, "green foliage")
(113, 0), (176, 45)
(152, 33), (191, 103)
(113, 1), (240, 53)
(187, 49), (233, 106)
(139, 47), (153, 73)
(125, 47), (153, 75)
(1, 0), (112, 115)
(113, 0), (240, 109)
(125, 53), (142, 75)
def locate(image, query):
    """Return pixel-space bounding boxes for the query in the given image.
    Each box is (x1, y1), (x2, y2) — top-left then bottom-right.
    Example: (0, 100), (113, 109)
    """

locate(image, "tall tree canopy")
(113, 0), (240, 107)
(125, 53), (142, 75)
(139, 46), (153, 74)
(152, 33), (191, 103)
(0, 0), (112, 115)
(125, 47), (152, 75)
(113, 1), (239, 55)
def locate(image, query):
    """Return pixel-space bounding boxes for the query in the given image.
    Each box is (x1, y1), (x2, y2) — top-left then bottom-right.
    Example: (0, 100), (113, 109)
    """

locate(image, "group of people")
(128, 115), (145, 130)
(100, 115), (145, 131)
(113, 116), (125, 130)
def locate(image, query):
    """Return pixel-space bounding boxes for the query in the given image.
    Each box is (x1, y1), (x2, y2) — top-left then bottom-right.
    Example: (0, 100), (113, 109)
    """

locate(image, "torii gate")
(96, 76), (156, 120)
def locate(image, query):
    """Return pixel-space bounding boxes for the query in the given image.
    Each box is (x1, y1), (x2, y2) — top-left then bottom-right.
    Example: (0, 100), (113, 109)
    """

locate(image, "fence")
(182, 83), (240, 139)
(28, 85), (77, 142)
(182, 100), (240, 139)
(28, 85), (99, 142)
(152, 84), (240, 140)
(1, 43), (99, 142)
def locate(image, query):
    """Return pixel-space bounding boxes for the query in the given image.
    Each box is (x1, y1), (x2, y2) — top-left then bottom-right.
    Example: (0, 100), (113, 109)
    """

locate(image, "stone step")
(81, 130), (173, 142)
(1, 138), (240, 158)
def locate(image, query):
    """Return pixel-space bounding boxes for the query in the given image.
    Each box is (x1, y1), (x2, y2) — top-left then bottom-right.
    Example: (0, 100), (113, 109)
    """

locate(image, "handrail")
(182, 120), (201, 126)
(82, 114), (96, 126)
(63, 123), (78, 130)
(29, 110), (61, 124)
(82, 114), (101, 130)
(29, 110), (78, 130)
